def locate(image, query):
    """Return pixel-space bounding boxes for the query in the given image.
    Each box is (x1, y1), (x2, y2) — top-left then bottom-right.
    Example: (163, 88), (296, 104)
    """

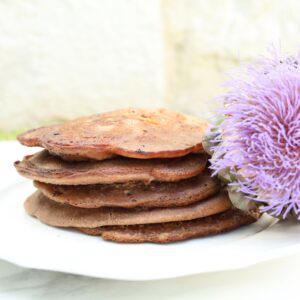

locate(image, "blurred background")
(0, 0), (299, 138)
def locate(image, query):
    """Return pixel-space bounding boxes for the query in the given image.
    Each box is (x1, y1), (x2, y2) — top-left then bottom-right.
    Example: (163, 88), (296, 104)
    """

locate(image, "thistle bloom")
(210, 48), (300, 219)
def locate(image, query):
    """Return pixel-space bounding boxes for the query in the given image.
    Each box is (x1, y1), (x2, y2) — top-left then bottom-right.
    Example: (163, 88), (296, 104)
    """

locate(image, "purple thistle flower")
(210, 47), (300, 219)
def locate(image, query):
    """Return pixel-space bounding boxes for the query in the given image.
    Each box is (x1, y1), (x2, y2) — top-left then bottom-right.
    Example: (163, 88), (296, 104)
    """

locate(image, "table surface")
(1, 141), (299, 300)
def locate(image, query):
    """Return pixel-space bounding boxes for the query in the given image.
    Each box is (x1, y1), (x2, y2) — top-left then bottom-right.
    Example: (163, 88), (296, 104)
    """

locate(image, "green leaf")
(0, 130), (24, 140)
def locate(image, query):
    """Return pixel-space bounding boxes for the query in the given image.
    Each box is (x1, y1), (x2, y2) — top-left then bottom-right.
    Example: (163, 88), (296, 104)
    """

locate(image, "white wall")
(0, 0), (165, 130)
(0, 0), (299, 130)
(162, 0), (300, 119)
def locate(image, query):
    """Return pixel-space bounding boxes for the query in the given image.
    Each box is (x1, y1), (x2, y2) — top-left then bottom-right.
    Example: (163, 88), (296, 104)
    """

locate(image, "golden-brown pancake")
(17, 108), (209, 161)
(15, 151), (207, 185)
(79, 209), (257, 243)
(34, 175), (221, 208)
(24, 191), (232, 228)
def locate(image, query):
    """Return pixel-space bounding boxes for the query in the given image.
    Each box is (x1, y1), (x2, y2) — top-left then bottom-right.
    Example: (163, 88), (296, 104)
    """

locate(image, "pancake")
(79, 209), (257, 243)
(24, 191), (232, 228)
(34, 175), (221, 208)
(17, 108), (209, 161)
(15, 151), (207, 185)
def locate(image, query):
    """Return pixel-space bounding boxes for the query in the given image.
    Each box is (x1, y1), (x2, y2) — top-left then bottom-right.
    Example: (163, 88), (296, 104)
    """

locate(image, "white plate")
(1, 180), (300, 281)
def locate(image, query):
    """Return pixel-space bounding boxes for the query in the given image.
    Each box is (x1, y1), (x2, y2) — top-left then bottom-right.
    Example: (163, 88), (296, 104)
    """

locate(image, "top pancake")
(17, 108), (209, 161)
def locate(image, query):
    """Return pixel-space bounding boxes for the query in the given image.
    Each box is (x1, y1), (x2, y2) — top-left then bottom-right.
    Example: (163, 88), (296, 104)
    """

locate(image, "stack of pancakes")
(15, 108), (258, 243)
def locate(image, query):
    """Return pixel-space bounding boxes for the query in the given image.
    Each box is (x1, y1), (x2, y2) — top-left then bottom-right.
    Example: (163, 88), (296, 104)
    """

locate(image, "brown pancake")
(15, 151), (207, 185)
(17, 108), (209, 161)
(24, 191), (232, 228)
(34, 175), (221, 208)
(79, 209), (257, 243)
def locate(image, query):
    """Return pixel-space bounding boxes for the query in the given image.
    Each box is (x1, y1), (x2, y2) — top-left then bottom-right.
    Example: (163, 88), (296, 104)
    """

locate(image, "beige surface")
(1, 0), (299, 130)
(0, 255), (299, 300)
